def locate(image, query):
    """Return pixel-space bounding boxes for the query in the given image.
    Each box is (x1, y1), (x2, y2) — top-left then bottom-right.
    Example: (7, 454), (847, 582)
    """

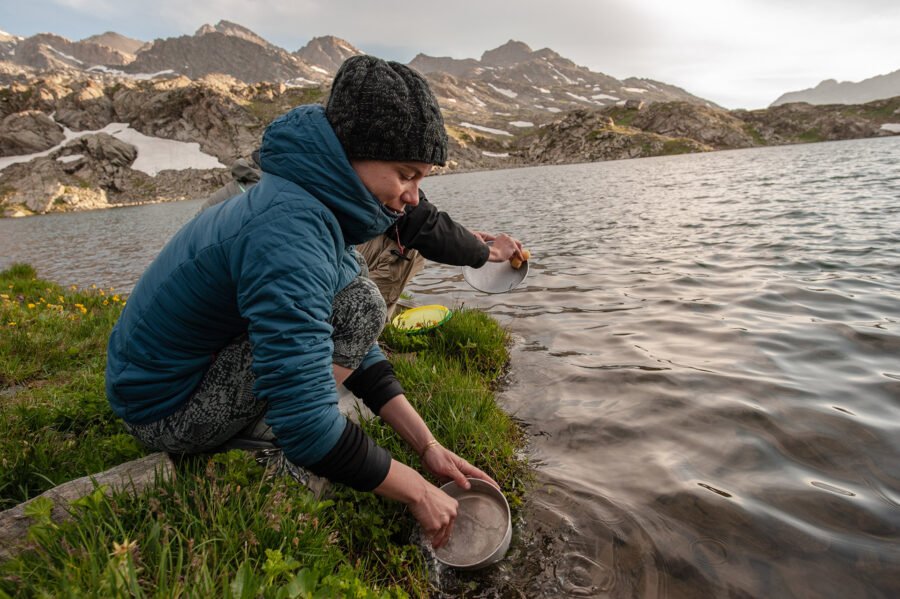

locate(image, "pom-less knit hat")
(325, 55), (448, 166)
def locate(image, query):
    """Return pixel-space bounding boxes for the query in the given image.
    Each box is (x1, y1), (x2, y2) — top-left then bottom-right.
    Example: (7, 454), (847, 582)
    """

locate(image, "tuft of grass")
(381, 308), (510, 380)
(602, 106), (639, 128)
(338, 306), (529, 593)
(372, 306), (529, 511)
(797, 128), (824, 143)
(661, 138), (700, 155)
(743, 123), (768, 145)
(243, 87), (326, 124)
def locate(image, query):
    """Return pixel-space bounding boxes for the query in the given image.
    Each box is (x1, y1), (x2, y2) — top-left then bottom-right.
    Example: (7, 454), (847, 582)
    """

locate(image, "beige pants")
(356, 234), (426, 319)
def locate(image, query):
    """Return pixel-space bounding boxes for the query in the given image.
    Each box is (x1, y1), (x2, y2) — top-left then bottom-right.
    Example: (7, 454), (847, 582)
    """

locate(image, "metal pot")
(433, 478), (513, 570)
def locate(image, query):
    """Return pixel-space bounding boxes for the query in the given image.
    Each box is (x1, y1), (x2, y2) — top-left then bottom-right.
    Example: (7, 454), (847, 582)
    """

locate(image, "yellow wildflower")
(113, 295), (121, 303)
(27, 303), (36, 309)
(7, 322), (15, 326)
(111, 538), (138, 558)
(57, 296), (65, 303)
(0, 294), (8, 300)
(91, 284), (97, 289)
(103, 300), (109, 306)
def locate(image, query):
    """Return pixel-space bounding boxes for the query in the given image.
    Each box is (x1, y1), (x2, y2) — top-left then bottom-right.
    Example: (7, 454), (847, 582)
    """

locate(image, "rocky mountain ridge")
(772, 69), (900, 106)
(1, 22), (899, 217)
(2, 68), (897, 218)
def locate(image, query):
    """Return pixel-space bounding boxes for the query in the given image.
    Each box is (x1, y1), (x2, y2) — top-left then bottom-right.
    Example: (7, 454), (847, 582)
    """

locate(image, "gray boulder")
(0, 111), (65, 156)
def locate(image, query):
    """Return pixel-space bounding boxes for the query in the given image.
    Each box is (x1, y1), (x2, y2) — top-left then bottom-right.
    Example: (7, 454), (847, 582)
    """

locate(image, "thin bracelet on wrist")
(419, 438), (440, 459)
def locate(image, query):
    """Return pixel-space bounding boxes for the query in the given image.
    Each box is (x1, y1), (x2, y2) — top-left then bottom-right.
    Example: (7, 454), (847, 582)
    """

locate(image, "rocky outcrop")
(60, 132), (138, 172)
(0, 110), (64, 155)
(0, 72), (272, 162)
(625, 102), (755, 149)
(520, 109), (711, 165)
(53, 78), (116, 130)
(0, 131), (228, 215)
(736, 97), (900, 145)
(1, 132), (137, 212)
(109, 75), (267, 163)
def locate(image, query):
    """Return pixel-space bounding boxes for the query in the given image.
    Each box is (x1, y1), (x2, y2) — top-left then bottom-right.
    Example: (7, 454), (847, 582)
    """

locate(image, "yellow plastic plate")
(391, 305), (453, 334)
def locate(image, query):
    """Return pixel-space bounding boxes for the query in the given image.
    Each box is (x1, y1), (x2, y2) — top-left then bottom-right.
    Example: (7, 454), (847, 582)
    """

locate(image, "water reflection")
(0, 200), (203, 292)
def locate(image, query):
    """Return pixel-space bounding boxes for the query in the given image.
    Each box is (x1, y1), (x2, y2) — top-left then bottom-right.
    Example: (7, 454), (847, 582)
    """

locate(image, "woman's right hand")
(373, 459), (459, 549)
(408, 483), (459, 548)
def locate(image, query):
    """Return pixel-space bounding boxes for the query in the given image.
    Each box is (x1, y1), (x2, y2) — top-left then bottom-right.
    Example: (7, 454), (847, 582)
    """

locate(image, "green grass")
(368, 308), (528, 497)
(839, 98), (900, 121)
(244, 87), (326, 124)
(0, 264), (143, 509)
(661, 138), (700, 155)
(0, 265), (530, 596)
(380, 309), (511, 380)
(742, 123), (768, 145)
(2, 452), (404, 598)
(602, 106), (639, 128)
(797, 128), (825, 143)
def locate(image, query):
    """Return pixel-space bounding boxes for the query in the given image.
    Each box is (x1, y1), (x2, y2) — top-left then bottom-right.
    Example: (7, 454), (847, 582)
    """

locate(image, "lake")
(2, 136), (899, 598)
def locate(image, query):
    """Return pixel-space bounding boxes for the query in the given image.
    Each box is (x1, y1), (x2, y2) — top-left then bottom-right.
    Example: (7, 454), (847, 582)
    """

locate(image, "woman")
(106, 55), (493, 548)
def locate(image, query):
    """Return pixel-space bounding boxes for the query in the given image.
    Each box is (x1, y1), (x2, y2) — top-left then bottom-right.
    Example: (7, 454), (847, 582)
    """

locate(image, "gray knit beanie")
(325, 55), (448, 166)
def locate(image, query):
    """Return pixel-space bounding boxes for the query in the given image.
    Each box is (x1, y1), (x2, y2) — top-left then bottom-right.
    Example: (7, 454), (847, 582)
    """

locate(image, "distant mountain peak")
(294, 35), (361, 73)
(195, 20), (271, 49)
(80, 31), (145, 56)
(481, 40), (534, 66)
(771, 69), (900, 106)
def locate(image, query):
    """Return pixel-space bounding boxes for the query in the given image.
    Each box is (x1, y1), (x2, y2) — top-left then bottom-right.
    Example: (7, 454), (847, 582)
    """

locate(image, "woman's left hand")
(421, 443), (499, 490)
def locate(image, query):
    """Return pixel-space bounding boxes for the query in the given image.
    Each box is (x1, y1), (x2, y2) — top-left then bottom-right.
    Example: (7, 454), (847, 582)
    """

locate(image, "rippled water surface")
(3, 137), (899, 597)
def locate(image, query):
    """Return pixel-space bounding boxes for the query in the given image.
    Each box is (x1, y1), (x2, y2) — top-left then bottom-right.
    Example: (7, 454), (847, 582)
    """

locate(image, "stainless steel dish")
(433, 478), (512, 570)
(462, 243), (529, 294)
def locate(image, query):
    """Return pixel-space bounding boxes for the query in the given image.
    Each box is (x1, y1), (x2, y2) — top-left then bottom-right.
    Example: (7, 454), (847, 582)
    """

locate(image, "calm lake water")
(2, 137), (899, 598)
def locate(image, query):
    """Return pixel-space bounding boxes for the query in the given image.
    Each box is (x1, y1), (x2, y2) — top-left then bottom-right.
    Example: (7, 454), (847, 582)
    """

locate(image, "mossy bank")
(0, 264), (531, 597)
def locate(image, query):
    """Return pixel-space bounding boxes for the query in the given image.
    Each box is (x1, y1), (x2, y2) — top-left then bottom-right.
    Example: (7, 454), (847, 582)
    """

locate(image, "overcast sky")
(2, 0), (899, 109)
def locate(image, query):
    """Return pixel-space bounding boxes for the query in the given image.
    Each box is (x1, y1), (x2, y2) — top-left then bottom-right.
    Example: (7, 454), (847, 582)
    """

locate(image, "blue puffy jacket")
(106, 105), (398, 467)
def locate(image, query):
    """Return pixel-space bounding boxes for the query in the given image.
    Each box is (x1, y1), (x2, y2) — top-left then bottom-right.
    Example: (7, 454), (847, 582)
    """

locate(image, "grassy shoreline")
(0, 264), (530, 597)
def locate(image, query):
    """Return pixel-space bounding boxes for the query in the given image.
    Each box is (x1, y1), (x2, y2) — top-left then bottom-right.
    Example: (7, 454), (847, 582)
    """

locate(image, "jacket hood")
(257, 105), (398, 245)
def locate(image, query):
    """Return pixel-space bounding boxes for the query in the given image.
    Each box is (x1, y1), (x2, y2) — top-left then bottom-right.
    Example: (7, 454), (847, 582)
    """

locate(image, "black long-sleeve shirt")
(394, 192), (491, 267)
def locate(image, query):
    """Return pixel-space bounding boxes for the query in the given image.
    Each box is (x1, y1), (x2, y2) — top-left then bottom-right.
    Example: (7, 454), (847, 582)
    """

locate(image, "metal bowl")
(462, 243), (529, 294)
(433, 478), (512, 570)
